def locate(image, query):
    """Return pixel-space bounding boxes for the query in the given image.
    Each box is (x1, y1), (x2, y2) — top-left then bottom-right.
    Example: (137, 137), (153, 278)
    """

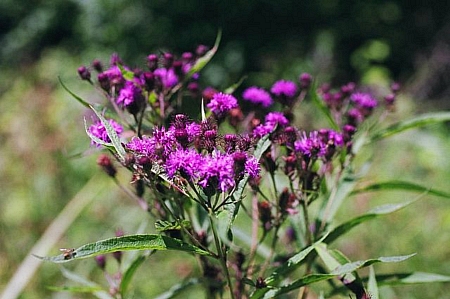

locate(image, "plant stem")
(209, 210), (236, 299)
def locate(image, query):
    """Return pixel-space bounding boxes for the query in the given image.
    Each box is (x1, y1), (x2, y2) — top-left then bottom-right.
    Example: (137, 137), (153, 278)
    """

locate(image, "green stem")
(209, 210), (236, 299)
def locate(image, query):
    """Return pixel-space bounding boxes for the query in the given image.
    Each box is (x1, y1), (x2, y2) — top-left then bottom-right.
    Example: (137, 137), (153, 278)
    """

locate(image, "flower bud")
(95, 254), (106, 270)
(91, 59), (103, 72)
(77, 66), (91, 81)
(299, 72), (312, 89)
(97, 154), (117, 177)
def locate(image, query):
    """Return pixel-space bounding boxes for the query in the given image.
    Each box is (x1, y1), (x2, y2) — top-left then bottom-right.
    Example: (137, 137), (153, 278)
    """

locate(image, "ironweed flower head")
(126, 127), (177, 161)
(242, 86), (273, 108)
(350, 92), (378, 116)
(88, 119), (123, 147)
(77, 66), (91, 81)
(116, 80), (144, 108)
(299, 73), (312, 89)
(154, 67), (178, 89)
(294, 131), (327, 158)
(271, 80), (298, 106)
(207, 92), (238, 118)
(253, 112), (289, 138)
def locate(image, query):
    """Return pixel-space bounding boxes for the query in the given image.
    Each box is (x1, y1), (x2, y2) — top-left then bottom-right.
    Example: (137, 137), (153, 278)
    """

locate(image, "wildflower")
(77, 66), (91, 81)
(97, 154), (117, 177)
(252, 112), (289, 138)
(126, 127), (177, 161)
(271, 80), (298, 106)
(116, 80), (144, 108)
(294, 131), (327, 158)
(207, 92), (238, 117)
(198, 150), (236, 193)
(154, 68), (178, 89)
(271, 80), (298, 98)
(98, 65), (124, 91)
(350, 92), (378, 111)
(165, 148), (203, 179)
(299, 73), (312, 89)
(88, 119), (123, 146)
(242, 86), (273, 107)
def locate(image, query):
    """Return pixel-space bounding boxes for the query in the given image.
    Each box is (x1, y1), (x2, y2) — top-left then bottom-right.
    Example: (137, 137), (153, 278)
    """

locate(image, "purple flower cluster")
(88, 119), (123, 146)
(126, 114), (260, 193)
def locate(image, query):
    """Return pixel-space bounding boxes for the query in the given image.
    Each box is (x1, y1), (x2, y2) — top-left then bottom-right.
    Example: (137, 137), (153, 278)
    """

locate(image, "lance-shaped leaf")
(351, 180), (450, 199)
(59, 77), (91, 108)
(88, 104), (127, 162)
(367, 266), (379, 299)
(324, 199), (418, 244)
(264, 233), (329, 286)
(370, 112), (450, 142)
(186, 29), (222, 79)
(251, 273), (336, 299)
(35, 234), (211, 263)
(120, 254), (147, 296)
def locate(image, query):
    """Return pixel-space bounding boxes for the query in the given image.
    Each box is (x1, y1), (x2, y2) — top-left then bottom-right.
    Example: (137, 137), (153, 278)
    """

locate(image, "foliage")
(32, 34), (450, 299)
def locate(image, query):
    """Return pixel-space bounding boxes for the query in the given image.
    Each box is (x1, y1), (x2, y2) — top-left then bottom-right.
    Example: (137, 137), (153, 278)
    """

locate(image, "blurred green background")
(1, 1), (450, 298)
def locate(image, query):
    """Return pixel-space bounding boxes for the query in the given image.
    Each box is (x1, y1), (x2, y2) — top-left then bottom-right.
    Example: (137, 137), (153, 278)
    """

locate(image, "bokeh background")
(1, 1), (450, 298)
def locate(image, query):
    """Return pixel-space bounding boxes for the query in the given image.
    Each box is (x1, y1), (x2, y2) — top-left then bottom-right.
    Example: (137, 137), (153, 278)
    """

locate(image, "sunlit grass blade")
(154, 278), (200, 299)
(35, 234), (212, 263)
(59, 76), (91, 108)
(324, 199), (418, 244)
(370, 112), (450, 142)
(351, 180), (450, 199)
(186, 29), (222, 79)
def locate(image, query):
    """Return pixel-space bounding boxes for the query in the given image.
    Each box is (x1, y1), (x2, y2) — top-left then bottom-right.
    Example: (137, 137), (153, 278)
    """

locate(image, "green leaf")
(35, 234), (212, 263)
(370, 112), (450, 142)
(154, 278), (200, 299)
(324, 199), (418, 244)
(58, 267), (113, 299)
(47, 286), (104, 293)
(84, 118), (115, 149)
(155, 220), (192, 232)
(351, 181), (450, 199)
(331, 253), (416, 276)
(186, 29), (222, 79)
(118, 64), (135, 81)
(89, 105), (126, 162)
(265, 234), (329, 286)
(318, 169), (357, 225)
(251, 273), (336, 299)
(309, 81), (339, 131)
(120, 254), (147, 296)
(224, 76), (247, 94)
(376, 272), (450, 285)
(59, 76), (91, 108)
(367, 266), (379, 299)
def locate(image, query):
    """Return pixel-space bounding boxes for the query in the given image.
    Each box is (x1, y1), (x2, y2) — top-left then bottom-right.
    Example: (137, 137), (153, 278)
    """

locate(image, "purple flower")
(294, 131), (326, 158)
(88, 119), (123, 146)
(154, 68), (179, 88)
(117, 81), (143, 107)
(242, 87), (273, 107)
(207, 92), (238, 116)
(198, 151), (236, 192)
(350, 92), (378, 109)
(252, 112), (289, 138)
(271, 80), (298, 98)
(265, 112), (289, 126)
(100, 65), (124, 87)
(126, 127), (177, 161)
(245, 155), (260, 178)
(165, 148), (203, 179)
